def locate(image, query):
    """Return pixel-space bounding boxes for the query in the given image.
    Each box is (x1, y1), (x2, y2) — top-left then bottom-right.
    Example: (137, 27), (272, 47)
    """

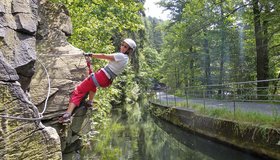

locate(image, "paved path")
(155, 91), (280, 116)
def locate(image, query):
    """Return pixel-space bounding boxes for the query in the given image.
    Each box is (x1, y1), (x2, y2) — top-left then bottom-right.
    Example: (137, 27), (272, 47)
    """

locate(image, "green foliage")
(139, 47), (162, 83)
(157, 0), (280, 92)
(115, 69), (141, 103)
(137, 17), (165, 91)
(52, 0), (143, 51)
(144, 17), (164, 51)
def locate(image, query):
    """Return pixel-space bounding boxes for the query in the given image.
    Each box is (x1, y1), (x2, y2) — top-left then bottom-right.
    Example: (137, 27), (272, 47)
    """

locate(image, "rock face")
(33, 1), (94, 155)
(31, 0), (85, 118)
(0, 0), (61, 159)
(0, 0), (37, 92)
(0, 0), (91, 159)
(33, 1), (91, 154)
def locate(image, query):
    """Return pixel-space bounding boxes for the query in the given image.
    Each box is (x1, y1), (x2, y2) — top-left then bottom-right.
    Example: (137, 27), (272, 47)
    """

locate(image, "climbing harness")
(90, 73), (100, 87)
(89, 66), (116, 88)
(104, 66), (117, 80)
(0, 59), (51, 121)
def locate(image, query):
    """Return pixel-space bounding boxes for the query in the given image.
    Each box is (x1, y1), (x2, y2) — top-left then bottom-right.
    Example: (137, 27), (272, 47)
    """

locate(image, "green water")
(80, 102), (267, 160)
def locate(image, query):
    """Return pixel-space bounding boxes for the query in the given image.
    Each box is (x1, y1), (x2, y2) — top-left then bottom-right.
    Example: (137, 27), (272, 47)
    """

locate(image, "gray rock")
(0, 2), (4, 14)
(0, 0), (70, 159)
(0, 81), (62, 159)
(0, 27), (6, 37)
(15, 13), (37, 34)
(13, 33), (36, 68)
(1, 0), (94, 158)
(12, 0), (32, 14)
(0, 52), (19, 81)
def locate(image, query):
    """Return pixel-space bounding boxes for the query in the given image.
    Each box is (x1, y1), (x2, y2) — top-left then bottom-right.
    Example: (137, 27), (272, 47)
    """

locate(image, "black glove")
(83, 52), (93, 57)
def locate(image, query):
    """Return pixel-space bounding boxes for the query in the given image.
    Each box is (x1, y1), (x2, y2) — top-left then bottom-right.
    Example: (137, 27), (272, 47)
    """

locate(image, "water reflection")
(81, 102), (268, 160)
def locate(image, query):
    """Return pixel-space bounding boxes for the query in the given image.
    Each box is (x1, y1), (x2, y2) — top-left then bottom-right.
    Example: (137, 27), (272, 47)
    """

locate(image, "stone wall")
(149, 102), (280, 160)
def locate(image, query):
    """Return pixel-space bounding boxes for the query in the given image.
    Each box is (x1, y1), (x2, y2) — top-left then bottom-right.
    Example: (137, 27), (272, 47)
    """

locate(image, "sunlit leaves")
(51, 0), (144, 53)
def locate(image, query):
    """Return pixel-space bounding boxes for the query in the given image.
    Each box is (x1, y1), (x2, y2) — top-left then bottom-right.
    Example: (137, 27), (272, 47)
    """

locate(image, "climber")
(58, 38), (136, 123)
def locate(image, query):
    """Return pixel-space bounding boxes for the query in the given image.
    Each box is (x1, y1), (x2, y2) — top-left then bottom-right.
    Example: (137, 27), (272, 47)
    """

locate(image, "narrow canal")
(81, 100), (267, 160)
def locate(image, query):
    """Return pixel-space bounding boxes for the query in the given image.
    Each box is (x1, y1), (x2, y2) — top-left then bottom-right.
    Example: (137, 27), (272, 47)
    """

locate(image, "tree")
(157, 0), (280, 98)
(252, 0), (269, 96)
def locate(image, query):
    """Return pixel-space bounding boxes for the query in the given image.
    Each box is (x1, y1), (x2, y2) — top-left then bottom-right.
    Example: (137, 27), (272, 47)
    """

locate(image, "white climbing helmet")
(123, 38), (136, 52)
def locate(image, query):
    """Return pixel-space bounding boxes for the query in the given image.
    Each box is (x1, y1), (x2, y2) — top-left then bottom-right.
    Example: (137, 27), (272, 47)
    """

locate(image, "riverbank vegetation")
(182, 101), (279, 128)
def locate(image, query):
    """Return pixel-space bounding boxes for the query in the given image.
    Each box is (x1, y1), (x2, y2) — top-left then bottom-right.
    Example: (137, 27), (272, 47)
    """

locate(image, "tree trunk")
(203, 32), (211, 86)
(219, 2), (226, 97)
(189, 47), (195, 86)
(203, 32), (212, 98)
(252, 0), (269, 99)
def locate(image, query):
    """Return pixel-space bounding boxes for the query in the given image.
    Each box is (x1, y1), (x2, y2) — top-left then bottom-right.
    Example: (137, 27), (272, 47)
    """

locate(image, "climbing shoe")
(58, 112), (72, 124)
(84, 100), (93, 108)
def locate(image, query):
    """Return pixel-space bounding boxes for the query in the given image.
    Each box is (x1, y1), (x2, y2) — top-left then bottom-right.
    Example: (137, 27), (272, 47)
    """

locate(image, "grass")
(153, 99), (280, 128)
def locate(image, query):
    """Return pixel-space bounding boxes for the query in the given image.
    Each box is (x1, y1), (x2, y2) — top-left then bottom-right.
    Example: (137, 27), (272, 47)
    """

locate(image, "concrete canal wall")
(149, 102), (280, 160)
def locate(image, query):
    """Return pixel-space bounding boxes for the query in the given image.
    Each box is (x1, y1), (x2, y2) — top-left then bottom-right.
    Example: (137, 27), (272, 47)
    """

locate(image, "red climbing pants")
(69, 69), (112, 106)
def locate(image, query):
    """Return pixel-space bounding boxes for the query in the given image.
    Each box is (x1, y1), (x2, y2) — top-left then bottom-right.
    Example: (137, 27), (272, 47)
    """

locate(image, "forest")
(151, 0), (279, 93)
(50, 0), (280, 100)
